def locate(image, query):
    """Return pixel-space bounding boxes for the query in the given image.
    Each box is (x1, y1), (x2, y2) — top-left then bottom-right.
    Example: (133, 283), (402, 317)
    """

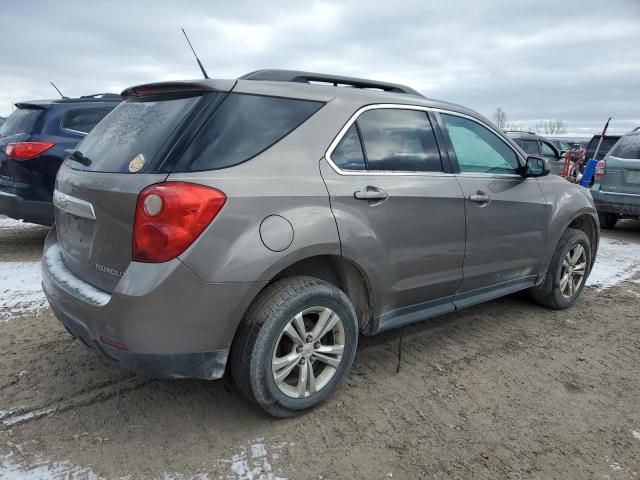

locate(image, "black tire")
(530, 228), (592, 310)
(230, 276), (358, 418)
(598, 212), (618, 229)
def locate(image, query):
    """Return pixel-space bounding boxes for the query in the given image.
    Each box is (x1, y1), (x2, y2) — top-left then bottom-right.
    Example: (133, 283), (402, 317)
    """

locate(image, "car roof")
(122, 73), (489, 124)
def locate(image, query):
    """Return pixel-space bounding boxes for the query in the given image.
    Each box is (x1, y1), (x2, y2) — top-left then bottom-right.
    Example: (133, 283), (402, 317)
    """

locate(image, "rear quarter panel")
(169, 97), (359, 283)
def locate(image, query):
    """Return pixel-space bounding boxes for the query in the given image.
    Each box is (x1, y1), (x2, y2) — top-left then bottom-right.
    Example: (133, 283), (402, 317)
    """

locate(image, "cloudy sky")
(1, 0), (638, 136)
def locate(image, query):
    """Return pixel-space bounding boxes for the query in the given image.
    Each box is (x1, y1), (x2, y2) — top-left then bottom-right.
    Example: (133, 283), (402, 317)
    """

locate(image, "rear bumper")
(0, 189), (53, 225)
(42, 226), (265, 379)
(591, 188), (640, 216)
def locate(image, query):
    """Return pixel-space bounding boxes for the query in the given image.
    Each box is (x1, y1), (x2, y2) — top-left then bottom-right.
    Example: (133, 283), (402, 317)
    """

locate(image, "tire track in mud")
(0, 376), (149, 429)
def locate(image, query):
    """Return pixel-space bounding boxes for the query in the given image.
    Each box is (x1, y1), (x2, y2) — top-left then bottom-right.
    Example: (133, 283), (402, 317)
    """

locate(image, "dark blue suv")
(0, 94), (121, 225)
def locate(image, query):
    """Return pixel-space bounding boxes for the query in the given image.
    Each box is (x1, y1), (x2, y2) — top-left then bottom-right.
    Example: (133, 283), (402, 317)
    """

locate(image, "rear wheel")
(530, 228), (592, 309)
(230, 276), (358, 417)
(598, 212), (618, 229)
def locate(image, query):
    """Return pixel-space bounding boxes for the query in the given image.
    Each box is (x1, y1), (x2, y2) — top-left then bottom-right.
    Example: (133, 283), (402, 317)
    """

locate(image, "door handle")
(354, 186), (388, 201)
(469, 191), (491, 204)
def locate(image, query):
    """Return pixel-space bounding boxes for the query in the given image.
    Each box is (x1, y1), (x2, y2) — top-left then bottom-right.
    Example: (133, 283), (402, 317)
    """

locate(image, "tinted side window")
(609, 135), (640, 159)
(521, 139), (540, 155)
(0, 107), (43, 136)
(62, 108), (114, 134)
(441, 114), (520, 174)
(356, 109), (442, 172)
(176, 94), (323, 172)
(540, 141), (556, 157)
(332, 124), (365, 170)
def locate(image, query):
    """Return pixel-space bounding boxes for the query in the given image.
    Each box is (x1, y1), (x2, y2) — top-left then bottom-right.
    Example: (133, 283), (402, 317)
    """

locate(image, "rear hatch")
(599, 134), (640, 195)
(0, 103), (48, 180)
(53, 84), (230, 292)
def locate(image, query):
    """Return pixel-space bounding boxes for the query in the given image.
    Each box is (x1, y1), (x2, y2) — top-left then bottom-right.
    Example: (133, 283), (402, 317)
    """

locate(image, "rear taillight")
(594, 160), (606, 180)
(133, 182), (226, 263)
(5, 141), (55, 160)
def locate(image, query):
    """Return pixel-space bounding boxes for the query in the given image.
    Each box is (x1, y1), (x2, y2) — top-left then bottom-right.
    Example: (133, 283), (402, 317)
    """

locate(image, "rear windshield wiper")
(64, 149), (92, 166)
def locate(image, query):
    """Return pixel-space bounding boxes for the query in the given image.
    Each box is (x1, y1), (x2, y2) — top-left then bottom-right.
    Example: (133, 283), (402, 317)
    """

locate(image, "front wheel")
(530, 228), (592, 309)
(230, 276), (358, 417)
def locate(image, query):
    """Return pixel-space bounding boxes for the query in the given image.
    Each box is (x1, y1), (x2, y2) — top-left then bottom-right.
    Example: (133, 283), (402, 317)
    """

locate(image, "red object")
(100, 336), (129, 351)
(5, 141), (55, 160)
(594, 160), (606, 180)
(133, 182), (226, 263)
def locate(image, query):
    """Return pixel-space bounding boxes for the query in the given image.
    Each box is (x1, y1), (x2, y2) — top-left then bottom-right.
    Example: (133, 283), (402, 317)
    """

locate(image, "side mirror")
(522, 155), (550, 177)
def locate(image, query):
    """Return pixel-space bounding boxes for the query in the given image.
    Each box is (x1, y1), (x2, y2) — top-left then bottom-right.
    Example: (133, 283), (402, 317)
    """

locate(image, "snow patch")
(42, 244), (110, 306)
(632, 430), (640, 440)
(0, 438), (290, 480)
(587, 237), (640, 289)
(0, 453), (101, 480)
(0, 217), (44, 231)
(0, 261), (47, 320)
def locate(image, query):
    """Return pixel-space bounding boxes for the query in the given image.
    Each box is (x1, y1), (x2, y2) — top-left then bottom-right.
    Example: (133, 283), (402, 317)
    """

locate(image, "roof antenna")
(181, 27), (209, 79)
(50, 81), (67, 99)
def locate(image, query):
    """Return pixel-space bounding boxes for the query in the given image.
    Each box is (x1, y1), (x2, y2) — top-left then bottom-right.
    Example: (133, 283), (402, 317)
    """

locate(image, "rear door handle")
(354, 186), (388, 201)
(469, 192), (491, 204)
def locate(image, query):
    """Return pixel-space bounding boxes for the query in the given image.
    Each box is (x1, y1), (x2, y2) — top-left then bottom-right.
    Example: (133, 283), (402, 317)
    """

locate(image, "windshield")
(68, 94), (205, 173)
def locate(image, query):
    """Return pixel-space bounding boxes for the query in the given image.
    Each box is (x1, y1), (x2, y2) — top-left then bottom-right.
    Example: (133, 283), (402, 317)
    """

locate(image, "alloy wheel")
(560, 244), (587, 299)
(271, 306), (345, 398)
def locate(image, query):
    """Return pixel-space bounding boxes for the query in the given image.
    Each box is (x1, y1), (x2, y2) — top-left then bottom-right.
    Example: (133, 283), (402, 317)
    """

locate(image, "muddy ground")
(1, 217), (639, 479)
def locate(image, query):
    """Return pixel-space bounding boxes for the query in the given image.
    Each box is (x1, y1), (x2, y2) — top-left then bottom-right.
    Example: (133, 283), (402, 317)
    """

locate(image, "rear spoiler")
(14, 101), (52, 109)
(121, 80), (235, 99)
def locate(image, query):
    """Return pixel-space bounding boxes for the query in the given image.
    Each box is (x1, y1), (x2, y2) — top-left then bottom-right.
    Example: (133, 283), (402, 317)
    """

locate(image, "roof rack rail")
(79, 93), (122, 99)
(632, 126), (640, 132)
(239, 69), (424, 97)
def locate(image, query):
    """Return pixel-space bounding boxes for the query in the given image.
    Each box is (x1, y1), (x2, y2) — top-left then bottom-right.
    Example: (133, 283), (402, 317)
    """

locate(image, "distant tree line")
(492, 108), (568, 135)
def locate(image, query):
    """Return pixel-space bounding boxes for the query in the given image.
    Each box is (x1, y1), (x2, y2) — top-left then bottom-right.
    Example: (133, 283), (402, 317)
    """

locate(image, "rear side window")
(330, 109), (443, 173)
(0, 107), (43, 136)
(332, 124), (366, 170)
(71, 94), (203, 173)
(62, 108), (114, 134)
(357, 109), (443, 172)
(609, 135), (640, 159)
(175, 94), (323, 172)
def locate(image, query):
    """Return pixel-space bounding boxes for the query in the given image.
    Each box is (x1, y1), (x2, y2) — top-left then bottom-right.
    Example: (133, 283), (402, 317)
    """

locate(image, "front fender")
(538, 177), (599, 274)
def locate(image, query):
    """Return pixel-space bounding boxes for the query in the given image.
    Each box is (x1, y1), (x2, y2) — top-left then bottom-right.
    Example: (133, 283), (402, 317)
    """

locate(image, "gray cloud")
(1, 0), (638, 136)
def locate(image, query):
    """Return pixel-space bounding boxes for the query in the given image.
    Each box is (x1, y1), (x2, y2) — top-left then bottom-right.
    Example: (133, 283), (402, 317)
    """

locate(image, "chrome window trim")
(433, 108), (527, 175)
(325, 104), (451, 177)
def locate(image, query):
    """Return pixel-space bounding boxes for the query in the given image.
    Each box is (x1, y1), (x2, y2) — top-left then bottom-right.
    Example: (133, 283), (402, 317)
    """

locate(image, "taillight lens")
(5, 141), (55, 160)
(133, 182), (226, 263)
(594, 160), (606, 180)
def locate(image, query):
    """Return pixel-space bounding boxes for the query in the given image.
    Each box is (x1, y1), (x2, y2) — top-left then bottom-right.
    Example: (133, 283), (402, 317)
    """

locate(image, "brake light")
(133, 182), (226, 263)
(5, 141), (55, 160)
(594, 160), (606, 180)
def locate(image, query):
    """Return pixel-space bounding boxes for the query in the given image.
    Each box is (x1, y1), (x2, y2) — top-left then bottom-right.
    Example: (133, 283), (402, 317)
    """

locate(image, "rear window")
(0, 107), (43, 136)
(609, 135), (640, 159)
(69, 94), (203, 173)
(587, 136), (620, 160)
(174, 93), (323, 172)
(62, 107), (114, 134)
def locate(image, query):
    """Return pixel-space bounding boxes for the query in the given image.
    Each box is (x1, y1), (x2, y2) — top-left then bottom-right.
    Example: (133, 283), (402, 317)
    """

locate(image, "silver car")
(591, 128), (640, 228)
(42, 70), (599, 417)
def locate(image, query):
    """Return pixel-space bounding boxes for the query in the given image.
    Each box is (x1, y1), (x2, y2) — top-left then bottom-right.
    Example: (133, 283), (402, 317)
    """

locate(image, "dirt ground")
(1, 218), (639, 479)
